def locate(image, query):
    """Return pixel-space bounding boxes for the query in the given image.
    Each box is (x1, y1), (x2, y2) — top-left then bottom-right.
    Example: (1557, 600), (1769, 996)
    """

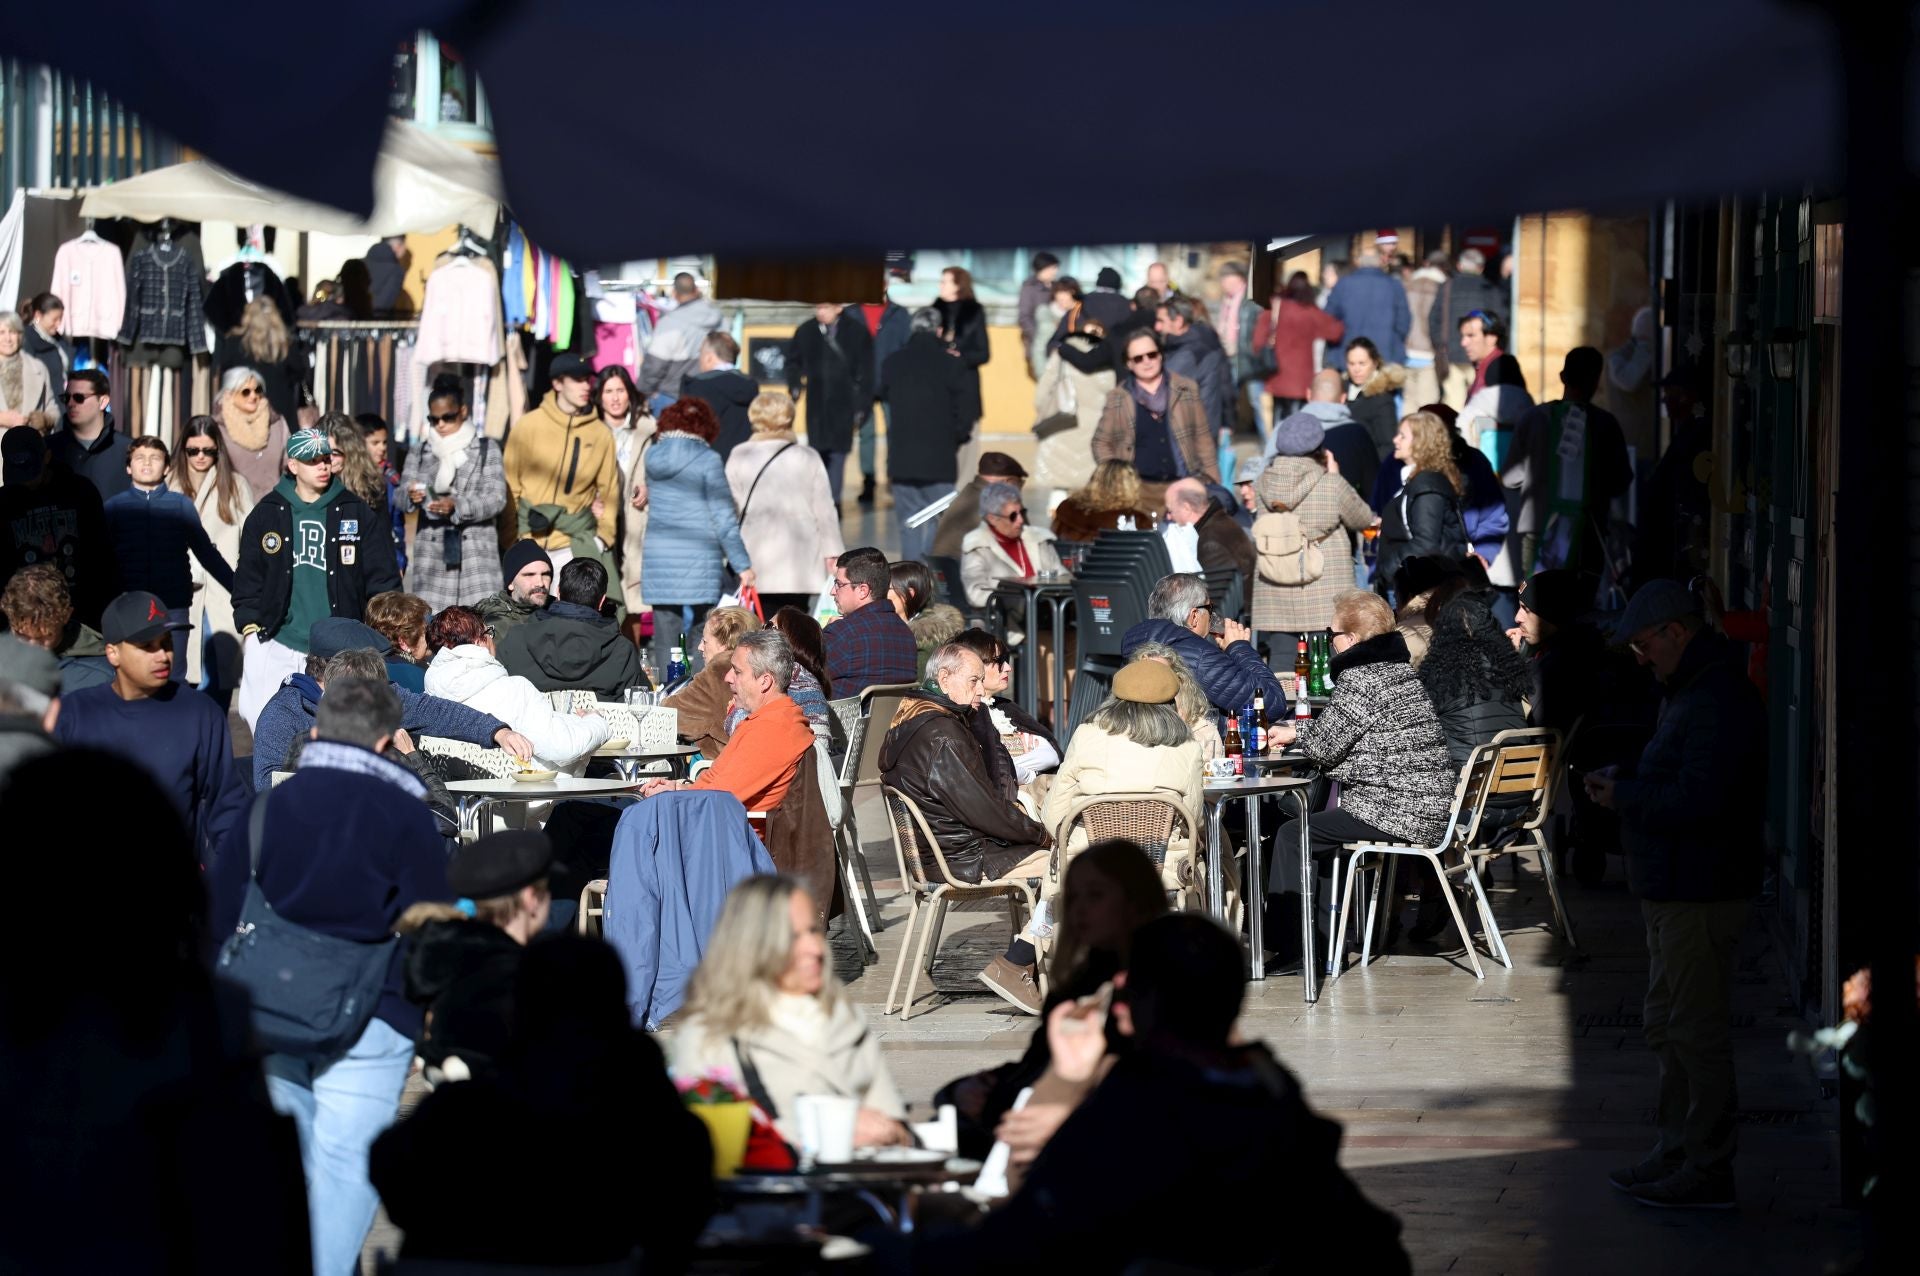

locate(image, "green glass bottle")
(1312, 632), (1330, 696)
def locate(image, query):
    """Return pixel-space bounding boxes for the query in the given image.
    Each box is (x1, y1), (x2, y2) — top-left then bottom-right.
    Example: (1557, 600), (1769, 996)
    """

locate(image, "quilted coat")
(640, 431), (751, 606)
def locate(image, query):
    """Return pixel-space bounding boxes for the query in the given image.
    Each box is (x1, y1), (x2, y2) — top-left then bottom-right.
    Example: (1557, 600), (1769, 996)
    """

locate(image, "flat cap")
(448, 830), (556, 900)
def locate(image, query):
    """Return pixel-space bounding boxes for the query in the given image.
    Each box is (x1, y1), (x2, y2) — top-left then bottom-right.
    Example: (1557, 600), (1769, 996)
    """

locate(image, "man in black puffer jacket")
(1585, 580), (1764, 1211)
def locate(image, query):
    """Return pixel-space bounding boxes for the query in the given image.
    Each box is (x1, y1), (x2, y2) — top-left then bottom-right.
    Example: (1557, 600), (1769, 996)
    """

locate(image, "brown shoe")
(978, 955), (1043, 1015)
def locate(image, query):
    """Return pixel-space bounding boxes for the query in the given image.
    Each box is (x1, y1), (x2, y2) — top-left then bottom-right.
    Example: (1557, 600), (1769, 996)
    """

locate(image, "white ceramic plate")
(511, 769), (558, 783)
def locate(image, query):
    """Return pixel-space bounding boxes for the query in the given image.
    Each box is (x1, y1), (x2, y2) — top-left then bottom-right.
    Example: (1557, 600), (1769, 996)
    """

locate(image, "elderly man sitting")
(1263, 589), (1454, 971)
(878, 641), (1053, 1013)
(642, 629), (815, 814)
(1122, 572), (1285, 716)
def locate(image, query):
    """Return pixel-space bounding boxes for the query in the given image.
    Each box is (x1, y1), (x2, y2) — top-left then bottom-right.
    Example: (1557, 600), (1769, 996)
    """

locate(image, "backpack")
(1253, 508), (1328, 585)
(216, 790), (397, 1061)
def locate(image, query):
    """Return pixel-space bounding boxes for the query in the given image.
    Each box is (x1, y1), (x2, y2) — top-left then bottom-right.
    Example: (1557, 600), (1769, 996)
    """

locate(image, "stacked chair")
(1065, 530), (1173, 736)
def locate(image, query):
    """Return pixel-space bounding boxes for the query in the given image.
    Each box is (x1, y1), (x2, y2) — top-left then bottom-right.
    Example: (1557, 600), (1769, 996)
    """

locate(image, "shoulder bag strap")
(738, 442), (796, 521)
(247, 789), (271, 876)
(731, 1037), (781, 1119)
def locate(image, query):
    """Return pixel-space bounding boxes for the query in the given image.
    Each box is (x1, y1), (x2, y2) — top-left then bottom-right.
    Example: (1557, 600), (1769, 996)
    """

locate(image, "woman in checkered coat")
(402, 376), (507, 611)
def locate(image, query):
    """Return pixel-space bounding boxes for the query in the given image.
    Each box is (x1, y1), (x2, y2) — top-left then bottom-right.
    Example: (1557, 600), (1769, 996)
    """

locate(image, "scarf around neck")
(426, 422), (478, 493)
(1128, 374), (1170, 417)
(221, 392), (271, 454)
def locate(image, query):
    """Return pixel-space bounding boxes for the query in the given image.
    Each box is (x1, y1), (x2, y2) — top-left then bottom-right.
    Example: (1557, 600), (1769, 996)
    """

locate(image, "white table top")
(1204, 773), (1314, 799)
(594, 743), (699, 759)
(447, 775), (642, 799)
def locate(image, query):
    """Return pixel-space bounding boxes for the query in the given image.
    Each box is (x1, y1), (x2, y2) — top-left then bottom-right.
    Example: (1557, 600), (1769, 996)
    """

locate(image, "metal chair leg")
(837, 827), (877, 963)
(1333, 849), (1365, 977)
(1359, 857), (1385, 965)
(1537, 835), (1579, 949)
(1431, 854), (1485, 979)
(1465, 860), (1512, 969)
(923, 898), (949, 976)
(900, 893), (943, 1021)
(885, 893), (924, 1015)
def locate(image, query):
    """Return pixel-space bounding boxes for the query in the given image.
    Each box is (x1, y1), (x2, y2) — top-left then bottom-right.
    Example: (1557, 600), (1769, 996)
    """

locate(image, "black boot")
(857, 475), (877, 506)
(1408, 889), (1448, 943)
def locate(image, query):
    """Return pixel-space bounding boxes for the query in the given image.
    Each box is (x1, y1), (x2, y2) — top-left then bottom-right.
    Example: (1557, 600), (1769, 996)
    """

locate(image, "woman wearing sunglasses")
(400, 374), (507, 610)
(213, 365), (290, 500)
(0, 311), (58, 434)
(168, 418), (256, 696)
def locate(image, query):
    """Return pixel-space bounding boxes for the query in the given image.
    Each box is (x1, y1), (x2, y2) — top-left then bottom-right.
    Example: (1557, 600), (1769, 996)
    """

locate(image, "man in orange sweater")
(641, 629), (814, 812)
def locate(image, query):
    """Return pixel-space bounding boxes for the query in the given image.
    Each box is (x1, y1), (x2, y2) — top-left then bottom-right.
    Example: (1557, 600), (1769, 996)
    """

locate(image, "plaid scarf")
(298, 739), (427, 800)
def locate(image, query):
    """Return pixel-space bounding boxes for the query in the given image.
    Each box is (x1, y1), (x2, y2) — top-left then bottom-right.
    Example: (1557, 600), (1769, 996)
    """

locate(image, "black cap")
(1, 425), (46, 484)
(448, 830), (556, 899)
(1096, 267), (1123, 290)
(550, 353), (594, 381)
(101, 591), (192, 645)
(309, 617), (388, 660)
(1517, 570), (1593, 628)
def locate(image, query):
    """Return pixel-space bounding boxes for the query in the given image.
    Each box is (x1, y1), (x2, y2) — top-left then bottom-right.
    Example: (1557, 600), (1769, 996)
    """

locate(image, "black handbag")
(216, 791), (397, 1061)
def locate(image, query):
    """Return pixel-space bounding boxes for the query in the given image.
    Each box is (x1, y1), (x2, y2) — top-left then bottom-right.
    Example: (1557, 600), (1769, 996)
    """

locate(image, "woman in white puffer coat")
(422, 605), (610, 770)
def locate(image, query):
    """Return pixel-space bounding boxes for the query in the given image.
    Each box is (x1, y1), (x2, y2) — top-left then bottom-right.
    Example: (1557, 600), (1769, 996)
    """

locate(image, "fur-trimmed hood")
(1356, 363), (1409, 398)
(909, 603), (966, 654)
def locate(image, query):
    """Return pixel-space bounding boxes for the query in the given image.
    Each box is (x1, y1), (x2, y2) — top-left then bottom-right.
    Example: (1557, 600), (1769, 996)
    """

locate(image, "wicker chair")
(1052, 792), (1203, 909)
(880, 786), (1046, 1020)
(417, 736), (521, 780)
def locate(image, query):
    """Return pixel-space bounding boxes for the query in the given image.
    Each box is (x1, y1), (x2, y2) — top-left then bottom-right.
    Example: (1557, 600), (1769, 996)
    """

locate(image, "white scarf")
(427, 422), (478, 494)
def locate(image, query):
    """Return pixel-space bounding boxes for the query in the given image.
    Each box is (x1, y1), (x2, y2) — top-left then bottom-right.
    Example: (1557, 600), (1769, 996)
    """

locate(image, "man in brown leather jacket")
(877, 641), (1051, 1012)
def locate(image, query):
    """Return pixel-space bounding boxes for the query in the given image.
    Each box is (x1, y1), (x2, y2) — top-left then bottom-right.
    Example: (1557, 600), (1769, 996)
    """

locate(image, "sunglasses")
(183, 446), (217, 458)
(427, 412), (463, 425)
(1127, 351), (1161, 365)
(63, 391), (98, 404)
(992, 507), (1027, 522)
(234, 386), (264, 399)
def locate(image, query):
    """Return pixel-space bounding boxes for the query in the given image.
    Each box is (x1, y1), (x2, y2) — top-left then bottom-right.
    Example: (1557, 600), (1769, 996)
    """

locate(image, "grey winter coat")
(640, 431), (750, 606)
(1295, 630), (1454, 844)
(401, 432), (508, 611)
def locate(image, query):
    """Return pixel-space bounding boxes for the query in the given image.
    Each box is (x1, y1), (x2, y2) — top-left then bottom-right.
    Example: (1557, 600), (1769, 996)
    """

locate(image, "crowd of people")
(0, 241), (1768, 1272)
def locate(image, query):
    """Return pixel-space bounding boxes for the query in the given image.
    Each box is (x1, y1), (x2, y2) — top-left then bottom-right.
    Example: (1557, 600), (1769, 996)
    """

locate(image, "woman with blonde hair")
(168, 416), (256, 695)
(724, 391), (842, 617)
(670, 875), (910, 1148)
(662, 604), (762, 758)
(213, 365), (291, 499)
(1050, 458), (1148, 542)
(216, 296), (307, 425)
(0, 311), (56, 433)
(1373, 410), (1467, 602)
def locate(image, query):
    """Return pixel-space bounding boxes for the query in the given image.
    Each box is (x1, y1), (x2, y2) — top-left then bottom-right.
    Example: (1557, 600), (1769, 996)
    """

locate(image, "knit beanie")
(501, 539), (553, 588)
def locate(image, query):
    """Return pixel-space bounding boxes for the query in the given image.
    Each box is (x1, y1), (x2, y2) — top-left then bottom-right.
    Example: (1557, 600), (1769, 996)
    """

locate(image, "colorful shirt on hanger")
(50, 236), (128, 339)
(415, 256), (503, 366)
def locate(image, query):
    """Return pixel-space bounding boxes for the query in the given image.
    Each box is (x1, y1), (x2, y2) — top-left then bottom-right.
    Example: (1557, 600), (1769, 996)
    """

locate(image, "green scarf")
(525, 503), (626, 618)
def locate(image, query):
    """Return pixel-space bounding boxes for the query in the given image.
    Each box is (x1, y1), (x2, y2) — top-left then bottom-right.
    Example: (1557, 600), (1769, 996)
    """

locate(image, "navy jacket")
(249, 672), (507, 791)
(1613, 632), (1766, 902)
(208, 741), (450, 1038)
(55, 681), (248, 860)
(1323, 267), (1412, 367)
(47, 418), (132, 503)
(1121, 618), (1286, 716)
(103, 485), (235, 609)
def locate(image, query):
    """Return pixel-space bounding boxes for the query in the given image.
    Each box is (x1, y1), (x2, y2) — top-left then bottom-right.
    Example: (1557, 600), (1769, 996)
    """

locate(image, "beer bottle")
(1295, 638), (1310, 685)
(1223, 712), (1245, 775)
(1251, 693), (1268, 754)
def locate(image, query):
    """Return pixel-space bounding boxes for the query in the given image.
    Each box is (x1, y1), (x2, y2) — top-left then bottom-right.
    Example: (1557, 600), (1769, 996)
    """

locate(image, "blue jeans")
(1241, 381), (1270, 448)
(893, 481), (955, 566)
(264, 1016), (413, 1276)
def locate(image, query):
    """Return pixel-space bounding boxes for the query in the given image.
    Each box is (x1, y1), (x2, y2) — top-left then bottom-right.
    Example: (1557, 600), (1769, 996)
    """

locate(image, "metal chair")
(577, 879), (608, 936)
(880, 786), (1046, 1020)
(1453, 728), (1575, 951)
(1053, 792), (1202, 909)
(1331, 729), (1565, 980)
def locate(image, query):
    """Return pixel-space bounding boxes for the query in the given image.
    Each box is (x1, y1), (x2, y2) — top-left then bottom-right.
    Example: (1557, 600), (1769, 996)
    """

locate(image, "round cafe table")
(718, 1157), (984, 1234)
(445, 774), (642, 842)
(1204, 771), (1319, 1001)
(593, 742), (699, 783)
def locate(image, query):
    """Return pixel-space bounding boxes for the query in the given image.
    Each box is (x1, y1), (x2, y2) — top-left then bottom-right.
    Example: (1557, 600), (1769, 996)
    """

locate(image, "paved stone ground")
(827, 787), (1861, 1276)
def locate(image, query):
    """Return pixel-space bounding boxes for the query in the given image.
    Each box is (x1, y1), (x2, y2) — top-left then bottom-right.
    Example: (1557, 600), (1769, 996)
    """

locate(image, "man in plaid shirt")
(822, 546), (918, 697)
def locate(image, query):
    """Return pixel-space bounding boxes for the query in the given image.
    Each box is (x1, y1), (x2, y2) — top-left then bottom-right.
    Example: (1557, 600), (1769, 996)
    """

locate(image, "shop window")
(388, 33), (491, 138)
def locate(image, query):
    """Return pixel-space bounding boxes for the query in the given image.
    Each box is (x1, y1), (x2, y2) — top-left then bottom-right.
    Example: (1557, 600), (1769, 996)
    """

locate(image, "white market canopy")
(79, 120), (500, 238)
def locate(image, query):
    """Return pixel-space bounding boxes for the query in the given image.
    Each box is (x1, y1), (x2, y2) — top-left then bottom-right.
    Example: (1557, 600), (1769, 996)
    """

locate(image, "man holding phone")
(1584, 579), (1764, 1210)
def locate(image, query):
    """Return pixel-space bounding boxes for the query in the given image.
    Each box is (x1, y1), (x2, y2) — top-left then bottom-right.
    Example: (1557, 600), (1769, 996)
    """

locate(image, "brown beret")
(1114, 659), (1179, 704)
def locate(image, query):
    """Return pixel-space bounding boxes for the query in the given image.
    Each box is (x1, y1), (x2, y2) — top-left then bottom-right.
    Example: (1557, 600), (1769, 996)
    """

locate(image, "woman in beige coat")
(168, 417), (256, 691)
(0, 313), (56, 436)
(725, 393), (844, 616)
(670, 876), (910, 1149)
(1042, 660), (1205, 900)
(1250, 412), (1375, 662)
(1031, 328), (1115, 499)
(596, 367), (657, 611)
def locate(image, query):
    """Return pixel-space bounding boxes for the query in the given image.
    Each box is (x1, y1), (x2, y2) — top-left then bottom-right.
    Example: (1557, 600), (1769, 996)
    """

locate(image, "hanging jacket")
(117, 242), (207, 352)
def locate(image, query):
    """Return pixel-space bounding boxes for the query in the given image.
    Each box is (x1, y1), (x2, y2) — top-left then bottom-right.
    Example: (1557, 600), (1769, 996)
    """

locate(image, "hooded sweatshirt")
(495, 599), (641, 697)
(503, 392), (617, 549)
(424, 642), (610, 769)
